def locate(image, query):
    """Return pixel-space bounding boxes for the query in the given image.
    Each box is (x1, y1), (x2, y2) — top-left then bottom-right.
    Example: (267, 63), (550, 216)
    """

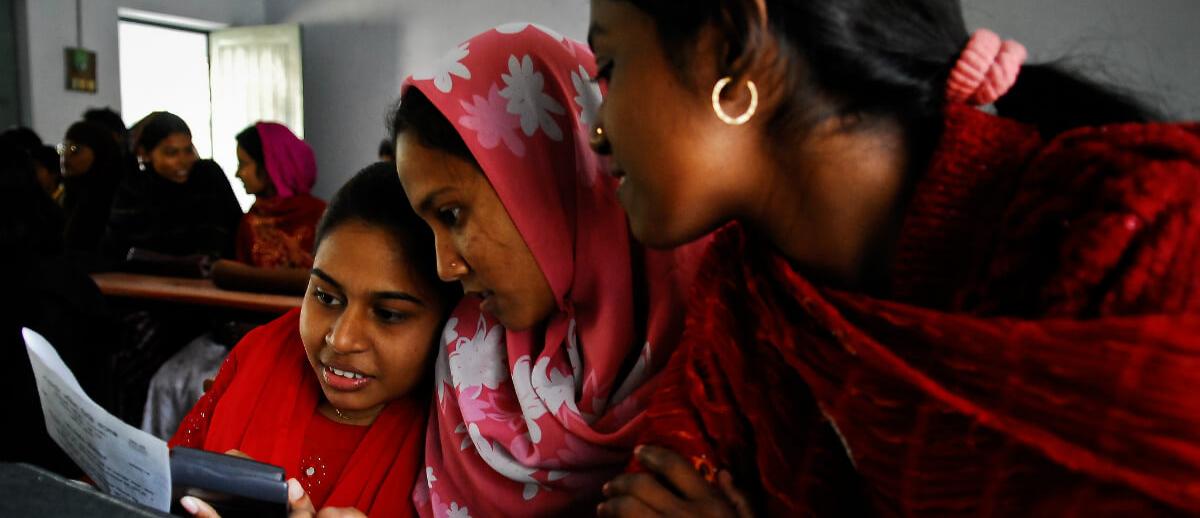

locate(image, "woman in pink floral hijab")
(395, 24), (707, 516)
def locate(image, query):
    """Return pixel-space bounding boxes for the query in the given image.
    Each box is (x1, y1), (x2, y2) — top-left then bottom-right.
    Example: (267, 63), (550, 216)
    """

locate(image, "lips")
(321, 363), (373, 392)
(467, 289), (497, 315)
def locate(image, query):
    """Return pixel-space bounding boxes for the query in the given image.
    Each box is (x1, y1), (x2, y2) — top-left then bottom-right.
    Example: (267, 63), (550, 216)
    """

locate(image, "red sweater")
(640, 105), (1200, 515)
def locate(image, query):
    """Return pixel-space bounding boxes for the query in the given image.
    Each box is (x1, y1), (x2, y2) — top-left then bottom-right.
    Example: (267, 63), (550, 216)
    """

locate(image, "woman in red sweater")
(588, 0), (1200, 515)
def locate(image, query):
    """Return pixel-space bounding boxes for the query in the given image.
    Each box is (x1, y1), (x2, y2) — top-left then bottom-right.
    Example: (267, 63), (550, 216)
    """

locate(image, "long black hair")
(625, 0), (1158, 158)
(135, 111), (191, 154)
(388, 88), (476, 165)
(314, 161), (461, 306)
(235, 124), (266, 173)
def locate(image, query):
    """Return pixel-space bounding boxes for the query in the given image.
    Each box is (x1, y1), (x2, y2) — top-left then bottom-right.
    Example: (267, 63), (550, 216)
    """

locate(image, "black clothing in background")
(104, 159), (243, 262)
(1, 134), (116, 478)
(61, 122), (125, 256)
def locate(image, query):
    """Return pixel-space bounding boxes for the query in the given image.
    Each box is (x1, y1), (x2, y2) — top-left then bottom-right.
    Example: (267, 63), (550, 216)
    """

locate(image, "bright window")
(117, 20), (214, 168)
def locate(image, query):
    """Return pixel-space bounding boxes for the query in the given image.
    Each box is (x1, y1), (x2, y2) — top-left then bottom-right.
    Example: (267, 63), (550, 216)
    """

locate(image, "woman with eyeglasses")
(58, 121), (124, 257)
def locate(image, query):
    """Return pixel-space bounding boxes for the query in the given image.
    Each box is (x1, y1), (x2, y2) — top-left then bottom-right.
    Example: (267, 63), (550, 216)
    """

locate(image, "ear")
(703, 1), (788, 120)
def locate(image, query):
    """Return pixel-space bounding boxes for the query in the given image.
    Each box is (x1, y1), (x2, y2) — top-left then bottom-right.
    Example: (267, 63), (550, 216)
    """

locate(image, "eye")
(436, 206), (462, 227)
(312, 286), (343, 307)
(591, 60), (613, 85)
(374, 307), (410, 323)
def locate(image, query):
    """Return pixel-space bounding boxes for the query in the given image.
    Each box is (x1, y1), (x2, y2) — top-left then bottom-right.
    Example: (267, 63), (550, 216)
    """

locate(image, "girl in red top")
(587, 0), (1200, 515)
(171, 163), (459, 516)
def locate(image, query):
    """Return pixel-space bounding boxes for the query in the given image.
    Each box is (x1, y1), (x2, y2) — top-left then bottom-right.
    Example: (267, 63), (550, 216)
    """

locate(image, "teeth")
(329, 366), (364, 380)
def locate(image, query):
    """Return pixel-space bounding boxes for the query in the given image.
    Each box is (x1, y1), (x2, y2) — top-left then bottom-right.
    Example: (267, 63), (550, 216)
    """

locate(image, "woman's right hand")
(597, 446), (754, 518)
(180, 478), (367, 518)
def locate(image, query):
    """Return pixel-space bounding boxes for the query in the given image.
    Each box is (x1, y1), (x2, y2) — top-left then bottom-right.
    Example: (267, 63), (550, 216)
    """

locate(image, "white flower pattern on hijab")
(467, 423), (543, 500)
(448, 314), (507, 392)
(500, 54), (566, 141)
(458, 84), (527, 157)
(511, 356), (546, 444)
(445, 501), (472, 518)
(412, 43), (472, 93)
(570, 65), (602, 127)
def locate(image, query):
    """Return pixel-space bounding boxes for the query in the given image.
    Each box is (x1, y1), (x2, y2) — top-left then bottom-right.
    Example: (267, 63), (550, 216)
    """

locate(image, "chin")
(629, 214), (698, 249)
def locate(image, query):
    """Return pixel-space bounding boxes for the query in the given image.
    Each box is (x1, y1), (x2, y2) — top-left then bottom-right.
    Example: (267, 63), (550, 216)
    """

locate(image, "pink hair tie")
(945, 29), (1027, 106)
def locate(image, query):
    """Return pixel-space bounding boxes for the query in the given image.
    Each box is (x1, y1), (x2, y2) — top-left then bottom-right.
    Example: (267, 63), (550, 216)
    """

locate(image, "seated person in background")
(83, 106), (139, 181)
(0, 132), (116, 477)
(377, 138), (394, 163)
(60, 121), (124, 258)
(211, 122), (326, 295)
(0, 127), (63, 202)
(142, 122), (324, 437)
(104, 111), (243, 275)
(31, 144), (63, 202)
(172, 162), (459, 516)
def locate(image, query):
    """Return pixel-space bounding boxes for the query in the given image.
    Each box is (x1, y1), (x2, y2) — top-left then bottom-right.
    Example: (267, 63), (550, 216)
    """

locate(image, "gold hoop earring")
(711, 77), (758, 125)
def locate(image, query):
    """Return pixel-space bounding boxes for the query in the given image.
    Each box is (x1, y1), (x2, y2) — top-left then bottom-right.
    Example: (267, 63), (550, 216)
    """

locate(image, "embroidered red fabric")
(638, 106), (1200, 515)
(234, 193), (325, 268)
(170, 310), (425, 515)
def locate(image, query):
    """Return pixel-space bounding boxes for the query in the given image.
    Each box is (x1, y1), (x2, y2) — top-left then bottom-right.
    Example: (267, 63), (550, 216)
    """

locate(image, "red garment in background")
(640, 106), (1200, 515)
(234, 121), (325, 268)
(235, 193), (325, 268)
(170, 309), (425, 516)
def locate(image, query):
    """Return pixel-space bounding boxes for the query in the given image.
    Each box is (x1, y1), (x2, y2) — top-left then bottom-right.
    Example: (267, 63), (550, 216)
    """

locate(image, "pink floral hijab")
(405, 24), (708, 517)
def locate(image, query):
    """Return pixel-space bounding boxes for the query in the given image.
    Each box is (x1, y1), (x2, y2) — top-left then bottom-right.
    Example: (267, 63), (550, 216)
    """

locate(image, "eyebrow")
(310, 268), (426, 307)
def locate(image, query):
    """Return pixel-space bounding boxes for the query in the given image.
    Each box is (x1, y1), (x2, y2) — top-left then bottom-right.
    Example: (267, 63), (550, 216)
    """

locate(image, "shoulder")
(193, 159), (225, 175)
(981, 122), (1200, 316)
(227, 308), (304, 362)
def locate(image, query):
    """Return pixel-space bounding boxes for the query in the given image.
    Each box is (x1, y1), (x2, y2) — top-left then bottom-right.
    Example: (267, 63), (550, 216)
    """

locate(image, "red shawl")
(170, 309), (425, 516)
(235, 194), (325, 268)
(640, 106), (1200, 515)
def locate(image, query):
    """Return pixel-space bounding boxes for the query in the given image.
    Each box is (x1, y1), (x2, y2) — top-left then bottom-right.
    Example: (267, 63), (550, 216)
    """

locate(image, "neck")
(745, 118), (910, 290)
(318, 401), (384, 426)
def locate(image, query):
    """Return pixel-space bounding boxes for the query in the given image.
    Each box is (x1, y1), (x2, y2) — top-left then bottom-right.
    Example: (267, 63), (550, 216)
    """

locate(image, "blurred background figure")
(59, 121), (124, 260)
(104, 111), (243, 274)
(377, 137), (395, 163)
(0, 131), (117, 477)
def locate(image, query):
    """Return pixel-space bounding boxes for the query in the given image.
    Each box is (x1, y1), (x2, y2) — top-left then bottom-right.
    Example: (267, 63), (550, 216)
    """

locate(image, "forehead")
(157, 133), (192, 149)
(314, 221), (424, 292)
(394, 133), (483, 195)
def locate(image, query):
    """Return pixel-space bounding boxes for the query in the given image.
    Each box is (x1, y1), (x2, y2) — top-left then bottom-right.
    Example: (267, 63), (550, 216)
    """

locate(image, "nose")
(326, 306), (371, 355)
(434, 235), (469, 282)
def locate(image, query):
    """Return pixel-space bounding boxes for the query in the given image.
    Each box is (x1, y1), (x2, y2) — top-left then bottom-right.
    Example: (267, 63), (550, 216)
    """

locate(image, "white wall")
(962, 0), (1200, 120)
(14, 0), (264, 143)
(263, 0), (590, 200)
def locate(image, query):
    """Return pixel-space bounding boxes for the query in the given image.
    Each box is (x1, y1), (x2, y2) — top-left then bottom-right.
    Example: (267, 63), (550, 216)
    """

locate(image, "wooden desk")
(91, 272), (302, 313)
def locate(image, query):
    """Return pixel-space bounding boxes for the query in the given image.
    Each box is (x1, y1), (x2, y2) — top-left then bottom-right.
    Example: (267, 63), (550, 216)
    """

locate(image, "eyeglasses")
(55, 143), (81, 156)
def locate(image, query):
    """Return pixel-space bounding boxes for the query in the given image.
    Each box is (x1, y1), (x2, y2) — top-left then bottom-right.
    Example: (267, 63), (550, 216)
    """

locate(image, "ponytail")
(995, 63), (1160, 137)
